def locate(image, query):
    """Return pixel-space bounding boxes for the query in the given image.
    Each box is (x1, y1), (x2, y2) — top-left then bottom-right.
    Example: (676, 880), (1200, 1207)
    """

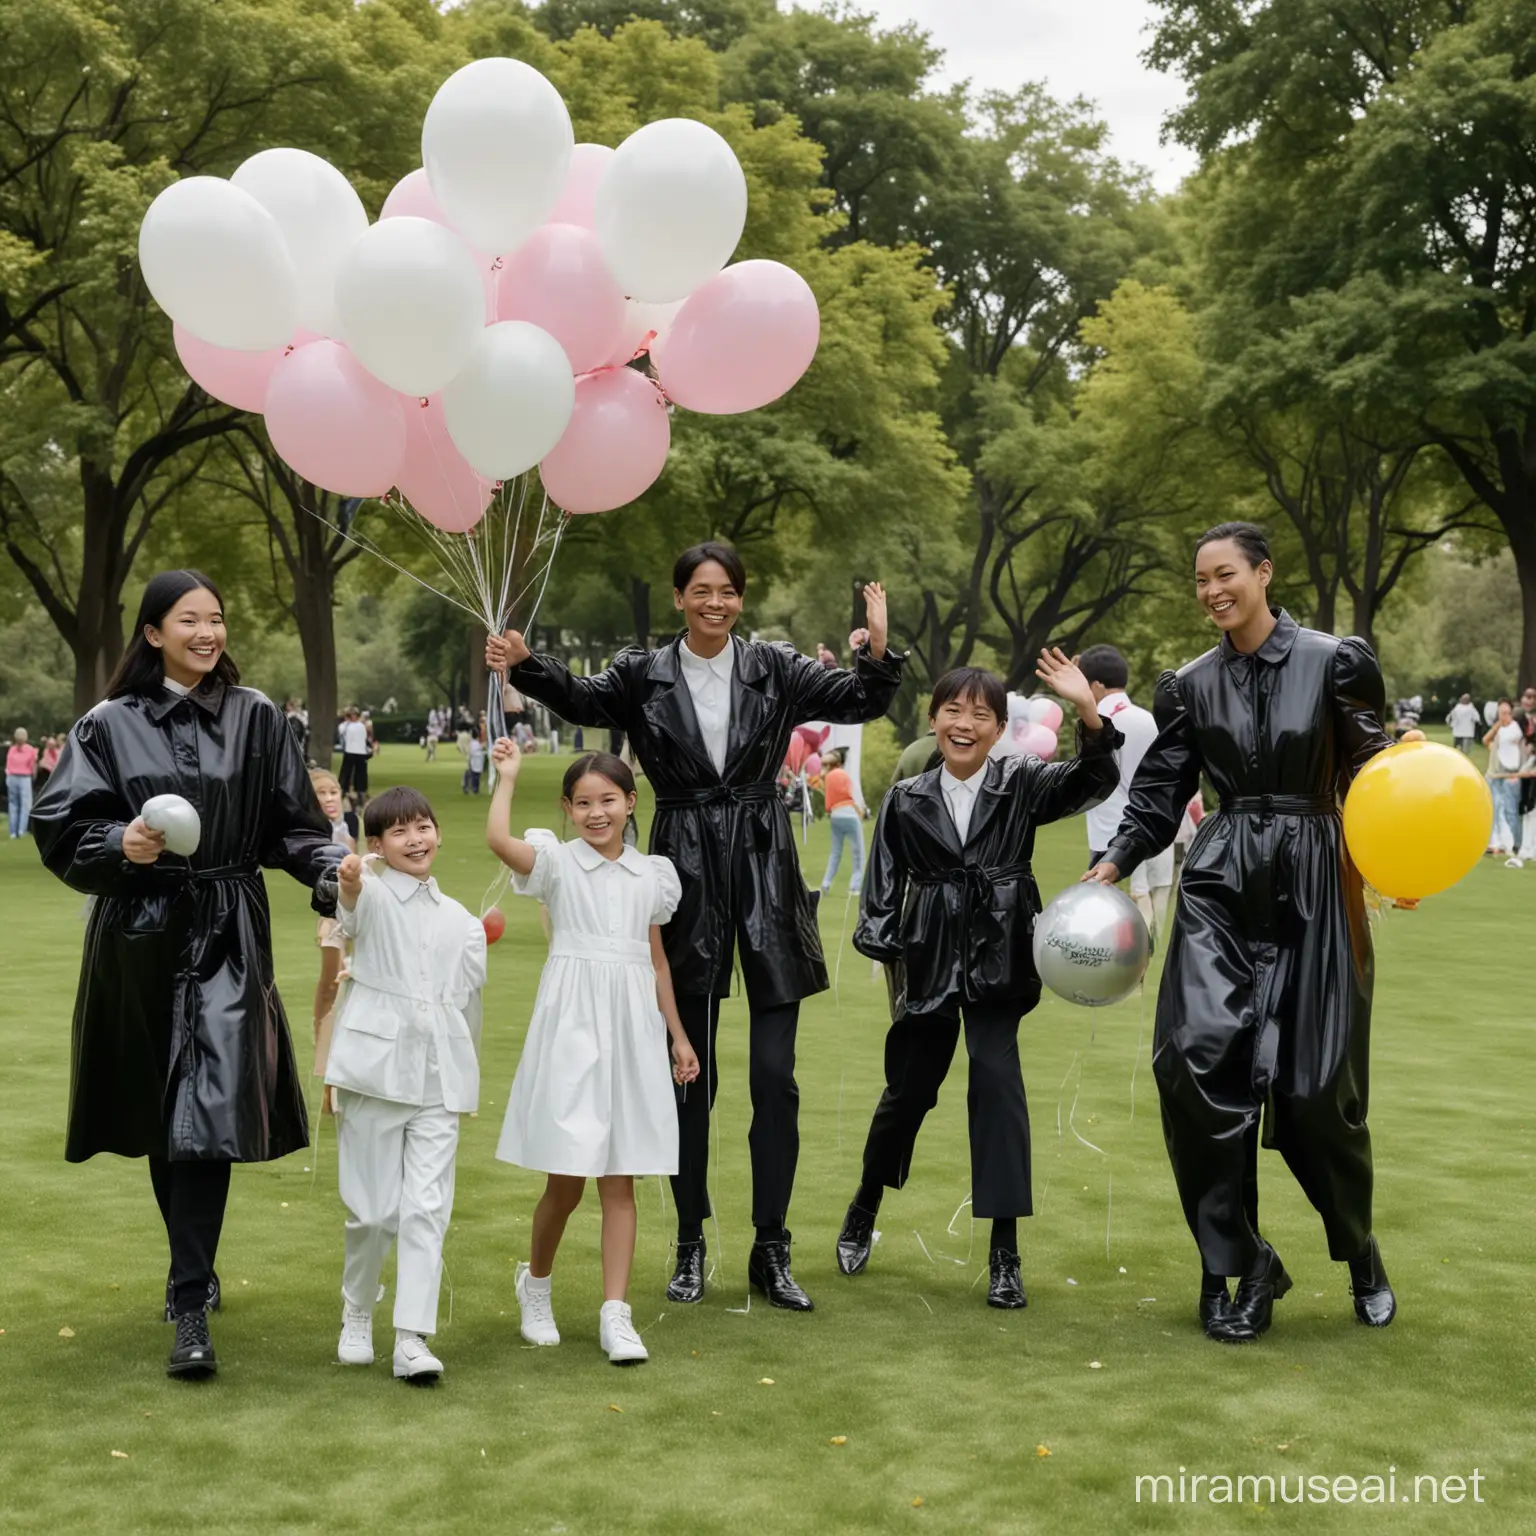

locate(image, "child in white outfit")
(326, 786), (487, 1383)
(486, 740), (699, 1365)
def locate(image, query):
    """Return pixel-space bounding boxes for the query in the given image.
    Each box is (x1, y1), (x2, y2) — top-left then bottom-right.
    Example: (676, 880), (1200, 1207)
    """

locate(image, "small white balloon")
(422, 58), (574, 255)
(231, 149), (368, 337)
(604, 297), (684, 367)
(442, 321), (575, 479)
(141, 793), (202, 858)
(595, 119), (748, 303)
(335, 218), (485, 396)
(138, 177), (298, 350)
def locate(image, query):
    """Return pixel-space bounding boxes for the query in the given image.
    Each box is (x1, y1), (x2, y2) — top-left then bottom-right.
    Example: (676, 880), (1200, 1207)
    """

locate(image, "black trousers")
(149, 1158), (232, 1316)
(671, 994), (800, 1236)
(858, 1000), (1033, 1219)
(338, 752), (369, 797)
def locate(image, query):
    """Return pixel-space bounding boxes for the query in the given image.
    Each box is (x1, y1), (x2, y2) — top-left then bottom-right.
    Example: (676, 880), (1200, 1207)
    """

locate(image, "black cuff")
(1077, 718), (1124, 754)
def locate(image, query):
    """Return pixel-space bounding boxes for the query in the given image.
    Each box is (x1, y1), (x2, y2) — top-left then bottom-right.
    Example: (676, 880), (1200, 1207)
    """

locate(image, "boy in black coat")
(842, 653), (1121, 1307)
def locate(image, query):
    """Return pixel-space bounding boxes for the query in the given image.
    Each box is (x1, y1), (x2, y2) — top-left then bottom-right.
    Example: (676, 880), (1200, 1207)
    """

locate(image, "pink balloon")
(805, 752), (822, 779)
(653, 259), (820, 415)
(382, 169), (497, 321)
(496, 223), (626, 375)
(786, 736), (809, 773)
(795, 724), (829, 751)
(264, 340), (405, 496)
(396, 394), (494, 533)
(539, 368), (670, 515)
(175, 323), (307, 412)
(1021, 723), (1058, 761)
(547, 144), (615, 231)
(1034, 700), (1064, 734)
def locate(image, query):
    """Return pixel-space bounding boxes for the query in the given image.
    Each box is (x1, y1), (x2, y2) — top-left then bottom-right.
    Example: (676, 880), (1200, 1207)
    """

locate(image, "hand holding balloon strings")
(486, 630), (531, 675)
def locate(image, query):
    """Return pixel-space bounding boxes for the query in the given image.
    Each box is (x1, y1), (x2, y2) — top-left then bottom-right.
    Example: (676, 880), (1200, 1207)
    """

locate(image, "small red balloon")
(482, 908), (506, 944)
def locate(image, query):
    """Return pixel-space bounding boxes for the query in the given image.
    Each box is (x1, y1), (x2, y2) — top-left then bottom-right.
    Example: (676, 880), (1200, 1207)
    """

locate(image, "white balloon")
(595, 119), (748, 303)
(604, 297), (684, 367)
(335, 218), (485, 396)
(442, 322), (575, 479)
(138, 177), (298, 350)
(141, 793), (201, 858)
(422, 58), (574, 255)
(231, 148), (368, 337)
(1026, 697), (1055, 724)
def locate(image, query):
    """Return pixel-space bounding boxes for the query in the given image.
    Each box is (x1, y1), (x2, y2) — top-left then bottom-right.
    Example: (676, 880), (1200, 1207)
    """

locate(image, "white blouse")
(513, 830), (681, 953)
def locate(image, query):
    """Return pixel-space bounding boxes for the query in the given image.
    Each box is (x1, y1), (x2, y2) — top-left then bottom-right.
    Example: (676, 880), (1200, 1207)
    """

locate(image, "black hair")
(563, 751), (637, 802)
(105, 570), (240, 700)
(1195, 521), (1272, 568)
(928, 667), (1007, 724)
(363, 786), (438, 840)
(673, 541), (747, 595)
(1077, 644), (1129, 691)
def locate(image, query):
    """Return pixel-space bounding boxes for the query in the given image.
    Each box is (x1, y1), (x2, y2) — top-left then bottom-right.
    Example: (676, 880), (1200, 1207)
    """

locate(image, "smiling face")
(564, 771), (635, 855)
(146, 586), (225, 688)
(1194, 539), (1272, 634)
(371, 814), (441, 878)
(931, 691), (1004, 779)
(673, 559), (744, 647)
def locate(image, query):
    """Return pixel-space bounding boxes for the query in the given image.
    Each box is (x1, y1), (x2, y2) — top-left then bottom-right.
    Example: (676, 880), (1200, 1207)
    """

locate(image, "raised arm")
(486, 629), (633, 730)
(1020, 647), (1122, 823)
(853, 790), (908, 963)
(485, 738), (539, 876)
(784, 582), (906, 723)
(1096, 671), (1203, 882)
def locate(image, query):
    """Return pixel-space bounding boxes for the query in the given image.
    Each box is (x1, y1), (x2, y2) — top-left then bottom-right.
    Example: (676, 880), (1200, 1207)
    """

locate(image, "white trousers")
(335, 1089), (459, 1336)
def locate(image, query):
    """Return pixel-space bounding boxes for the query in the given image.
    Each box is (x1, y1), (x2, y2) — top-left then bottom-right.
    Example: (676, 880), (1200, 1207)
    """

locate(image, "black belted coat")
(854, 724), (1123, 1018)
(31, 680), (341, 1164)
(509, 634), (904, 1004)
(1103, 611), (1392, 1270)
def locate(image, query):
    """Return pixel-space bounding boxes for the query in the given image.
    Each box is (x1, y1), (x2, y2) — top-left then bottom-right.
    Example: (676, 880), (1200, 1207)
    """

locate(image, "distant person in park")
(1483, 699), (1525, 859)
(1516, 686), (1536, 825)
(840, 657), (1121, 1309)
(325, 789), (486, 1383)
(7, 727), (38, 838)
(1077, 644), (1176, 949)
(1086, 522), (1406, 1344)
(31, 569), (343, 1380)
(338, 706), (371, 809)
(36, 734), (62, 797)
(892, 728), (941, 785)
(1447, 693), (1481, 754)
(487, 542), (903, 1311)
(818, 748), (866, 899)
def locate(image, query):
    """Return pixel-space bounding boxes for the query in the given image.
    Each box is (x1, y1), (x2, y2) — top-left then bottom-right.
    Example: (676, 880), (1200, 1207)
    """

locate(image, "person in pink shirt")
(7, 728), (38, 838)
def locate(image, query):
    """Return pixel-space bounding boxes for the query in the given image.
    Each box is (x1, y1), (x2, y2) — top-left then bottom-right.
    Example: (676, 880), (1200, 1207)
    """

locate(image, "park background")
(3, 2), (1536, 1531)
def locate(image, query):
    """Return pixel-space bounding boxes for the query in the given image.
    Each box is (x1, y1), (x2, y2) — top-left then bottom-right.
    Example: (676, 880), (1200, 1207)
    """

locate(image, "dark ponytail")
(105, 570), (240, 700)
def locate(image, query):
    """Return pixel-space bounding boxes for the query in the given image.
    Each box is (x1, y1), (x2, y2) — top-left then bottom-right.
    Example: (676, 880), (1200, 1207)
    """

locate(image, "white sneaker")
(337, 1301), (374, 1366)
(392, 1331), (443, 1381)
(516, 1261), (560, 1346)
(599, 1301), (648, 1365)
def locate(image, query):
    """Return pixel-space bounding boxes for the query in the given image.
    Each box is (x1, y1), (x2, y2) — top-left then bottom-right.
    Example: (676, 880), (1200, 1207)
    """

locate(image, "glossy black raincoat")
(1104, 611), (1392, 1275)
(509, 635), (904, 1004)
(854, 723), (1123, 1017)
(32, 681), (341, 1164)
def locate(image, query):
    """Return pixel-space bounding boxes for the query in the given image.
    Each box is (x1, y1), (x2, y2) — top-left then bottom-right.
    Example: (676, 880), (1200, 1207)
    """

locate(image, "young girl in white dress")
(486, 740), (700, 1365)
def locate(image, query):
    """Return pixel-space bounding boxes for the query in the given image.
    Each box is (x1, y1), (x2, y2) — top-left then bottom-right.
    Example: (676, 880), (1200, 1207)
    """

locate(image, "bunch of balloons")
(138, 58), (822, 524)
(993, 694), (1062, 761)
(785, 723), (830, 776)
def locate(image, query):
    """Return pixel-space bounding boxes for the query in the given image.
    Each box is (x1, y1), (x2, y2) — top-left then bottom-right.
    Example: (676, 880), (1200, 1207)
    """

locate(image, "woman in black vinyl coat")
(1088, 523), (1402, 1343)
(32, 571), (342, 1379)
(487, 542), (903, 1311)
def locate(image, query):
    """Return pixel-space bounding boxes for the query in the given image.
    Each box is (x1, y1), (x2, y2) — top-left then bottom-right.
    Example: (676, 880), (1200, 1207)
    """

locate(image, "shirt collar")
(144, 676), (227, 722)
(569, 836), (647, 875)
(378, 864), (442, 903)
(162, 677), (191, 697)
(1098, 690), (1131, 715)
(679, 636), (735, 682)
(939, 764), (987, 795)
(1220, 607), (1300, 667)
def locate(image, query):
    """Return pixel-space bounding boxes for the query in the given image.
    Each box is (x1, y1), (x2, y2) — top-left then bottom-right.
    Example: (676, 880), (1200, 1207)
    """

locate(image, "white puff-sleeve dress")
(496, 830), (683, 1176)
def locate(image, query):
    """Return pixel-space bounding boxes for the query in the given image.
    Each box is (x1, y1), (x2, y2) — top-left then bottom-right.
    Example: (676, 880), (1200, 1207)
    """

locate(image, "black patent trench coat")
(32, 681), (341, 1163)
(1104, 611), (1392, 1133)
(854, 723), (1123, 1017)
(509, 635), (904, 1004)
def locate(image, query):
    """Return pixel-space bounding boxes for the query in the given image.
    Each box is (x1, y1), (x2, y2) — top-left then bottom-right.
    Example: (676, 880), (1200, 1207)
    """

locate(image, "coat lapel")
(909, 769), (964, 859)
(640, 638), (720, 779)
(961, 758), (1009, 853)
(725, 638), (776, 775)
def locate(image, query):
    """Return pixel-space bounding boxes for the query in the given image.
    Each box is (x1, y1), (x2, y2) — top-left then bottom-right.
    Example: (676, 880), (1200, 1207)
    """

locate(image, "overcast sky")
(837, 0), (1198, 191)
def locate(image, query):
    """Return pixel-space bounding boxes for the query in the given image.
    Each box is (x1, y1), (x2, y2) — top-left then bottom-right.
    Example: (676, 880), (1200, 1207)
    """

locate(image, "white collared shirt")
(327, 862), (487, 1112)
(939, 763), (988, 844)
(678, 636), (735, 774)
(162, 676), (191, 697)
(1085, 690), (1159, 853)
(512, 829), (681, 953)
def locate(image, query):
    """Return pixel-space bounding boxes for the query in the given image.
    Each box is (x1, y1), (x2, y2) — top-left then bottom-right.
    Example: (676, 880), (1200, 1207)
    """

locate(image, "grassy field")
(1, 743), (1533, 1535)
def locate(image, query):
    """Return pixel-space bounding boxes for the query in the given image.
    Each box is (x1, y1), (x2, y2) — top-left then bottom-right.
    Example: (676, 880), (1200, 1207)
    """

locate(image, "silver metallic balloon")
(1032, 882), (1149, 1008)
(141, 792), (201, 858)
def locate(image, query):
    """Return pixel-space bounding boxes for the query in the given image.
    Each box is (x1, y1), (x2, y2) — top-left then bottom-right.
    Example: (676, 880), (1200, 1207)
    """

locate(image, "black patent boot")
(1348, 1236), (1397, 1327)
(835, 1203), (876, 1277)
(1205, 1243), (1291, 1343)
(986, 1249), (1028, 1310)
(748, 1236), (814, 1311)
(1198, 1270), (1231, 1328)
(666, 1239), (706, 1304)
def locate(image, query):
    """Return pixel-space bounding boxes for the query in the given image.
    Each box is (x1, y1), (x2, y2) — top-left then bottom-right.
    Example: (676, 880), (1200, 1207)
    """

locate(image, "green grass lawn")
(2, 744), (1533, 1534)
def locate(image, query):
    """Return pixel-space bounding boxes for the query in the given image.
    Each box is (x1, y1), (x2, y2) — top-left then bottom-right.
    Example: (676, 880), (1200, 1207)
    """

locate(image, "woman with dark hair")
(1086, 523), (1404, 1343)
(487, 541), (903, 1311)
(31, 570), (343, 1379)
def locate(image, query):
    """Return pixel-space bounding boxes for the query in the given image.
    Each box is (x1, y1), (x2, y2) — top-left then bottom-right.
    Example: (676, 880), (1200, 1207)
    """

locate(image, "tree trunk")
(1510, 519), (1536, 691)
(282, 485), (344, 769)
(630, 576), (651, 648)
(70, 469), (129, 716)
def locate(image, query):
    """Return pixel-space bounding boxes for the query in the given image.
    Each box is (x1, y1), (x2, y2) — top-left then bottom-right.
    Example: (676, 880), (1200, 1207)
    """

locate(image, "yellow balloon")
(1343, 741), (1493, 899)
